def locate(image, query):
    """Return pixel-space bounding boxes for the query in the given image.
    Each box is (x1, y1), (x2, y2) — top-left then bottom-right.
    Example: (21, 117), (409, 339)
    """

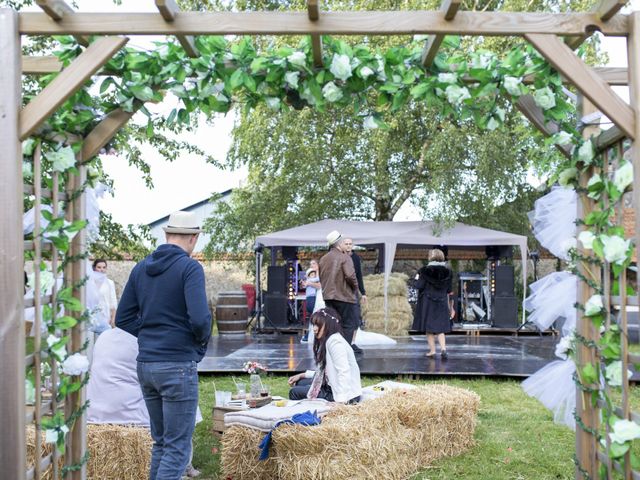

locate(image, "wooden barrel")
(215, 291), (249, 336)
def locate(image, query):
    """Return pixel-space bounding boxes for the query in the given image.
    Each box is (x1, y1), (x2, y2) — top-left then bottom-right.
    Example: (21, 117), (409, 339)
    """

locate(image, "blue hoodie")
(115, 243), (212, 362)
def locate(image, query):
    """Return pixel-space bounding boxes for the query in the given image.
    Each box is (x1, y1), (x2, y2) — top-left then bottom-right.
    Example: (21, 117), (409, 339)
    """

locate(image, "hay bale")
(361, 273), (414, 335)
(222, 384), (480, 480)
(86, 424), (153, 480)
(27, 424), (152, 480)
(364, 273), (409, 297)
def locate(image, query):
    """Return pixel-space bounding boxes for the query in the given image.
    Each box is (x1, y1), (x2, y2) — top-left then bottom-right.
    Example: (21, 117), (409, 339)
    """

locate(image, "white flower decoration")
(265, 97), (281, 111)
(553, 131), (573, 146)
(613, 162), (633, 193)
(28, 270), (55, 295)
(49, 146), (76, 173)
(363, 116), (378, 130)
(300, 87), (316, 105)
(601, 235), (631, 265)
(45, 428), (59, 444)
(61, 353), (89, 376)
(329, 54), (352, 81)
(359, 66), (375, 79)
(554, 331), (575, 360)
(284, 71), (300, 89)
(577, 140), (594, 164)
(558, 167), (578, 186)
(322, 82), (343, 102)
(586, 173), (602, 189)
(413, 34), (429, 42)
(503, 76), (522, 97)
(23, 161), (33, 179)
(471, 52), (493, 69)
(486, 117), (500, 131)
(445, 85), (471, 105)
(578, 231), (595, 250)
(584, 294), (603, 316)
(287, 51), (307, 67)
(533, 87), (556, 110)
(605, 360), (632, 387)
(610, 419), (640, 444)
(438, 73), (457, 84)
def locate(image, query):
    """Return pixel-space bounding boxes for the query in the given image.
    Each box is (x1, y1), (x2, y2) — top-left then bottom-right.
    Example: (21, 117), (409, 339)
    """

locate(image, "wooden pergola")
(1, 1), (639, 479)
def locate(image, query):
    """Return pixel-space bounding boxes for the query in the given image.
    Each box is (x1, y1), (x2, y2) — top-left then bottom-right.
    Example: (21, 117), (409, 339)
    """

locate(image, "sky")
(24, 0), (640, 225)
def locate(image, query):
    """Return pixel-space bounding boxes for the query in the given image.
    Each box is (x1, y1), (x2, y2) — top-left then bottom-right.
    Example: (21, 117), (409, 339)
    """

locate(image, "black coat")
(411, 263), (453, 334)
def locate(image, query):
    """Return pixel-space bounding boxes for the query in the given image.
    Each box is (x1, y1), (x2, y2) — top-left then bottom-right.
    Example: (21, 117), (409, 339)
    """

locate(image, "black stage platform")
(198, 334), (558, 378)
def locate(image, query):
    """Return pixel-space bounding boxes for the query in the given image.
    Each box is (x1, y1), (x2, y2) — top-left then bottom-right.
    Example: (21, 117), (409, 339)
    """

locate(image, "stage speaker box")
(281, 246), (298, 260)
(267, 266), (287, 294)
(492, 296), (518, 328)
(486, 245), (513, 259)
(263, 293), (289, 327)
(495, 265), (514, 297)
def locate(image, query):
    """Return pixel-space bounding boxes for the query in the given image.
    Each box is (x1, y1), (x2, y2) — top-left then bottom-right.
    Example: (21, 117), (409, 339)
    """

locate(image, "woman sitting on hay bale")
(288, 308), (362, 404)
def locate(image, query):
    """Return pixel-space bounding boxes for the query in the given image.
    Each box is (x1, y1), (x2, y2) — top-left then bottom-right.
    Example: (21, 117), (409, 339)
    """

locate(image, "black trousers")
(324, 299), (358, 344)
(289, 378), (334, 401)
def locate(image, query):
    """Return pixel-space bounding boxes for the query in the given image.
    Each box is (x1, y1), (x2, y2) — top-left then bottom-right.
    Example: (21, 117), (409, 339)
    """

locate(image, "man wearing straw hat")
(319, 230), (360, 351)
(116, 210), (211, 480)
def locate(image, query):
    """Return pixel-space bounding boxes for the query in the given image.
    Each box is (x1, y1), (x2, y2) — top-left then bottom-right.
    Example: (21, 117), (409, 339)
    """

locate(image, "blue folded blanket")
(258, 410), (322, 460)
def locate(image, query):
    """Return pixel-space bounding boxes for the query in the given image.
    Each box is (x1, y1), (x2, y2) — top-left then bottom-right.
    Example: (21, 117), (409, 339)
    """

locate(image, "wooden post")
(63, 157), (87, 479)
(575, 96), (601, 479)
(0, 8), (26, 480)
(629, 13), (640, 295)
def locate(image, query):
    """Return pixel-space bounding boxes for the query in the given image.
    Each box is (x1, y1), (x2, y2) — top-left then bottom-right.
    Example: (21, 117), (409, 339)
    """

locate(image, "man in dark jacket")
(116, 211), (211, 480)
(319, 230), (359, 347)
(343, 238), (366, 354)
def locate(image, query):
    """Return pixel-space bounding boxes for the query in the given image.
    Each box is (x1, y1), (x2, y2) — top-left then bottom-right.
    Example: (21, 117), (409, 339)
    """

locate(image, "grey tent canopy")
(256, 219), (528, 329)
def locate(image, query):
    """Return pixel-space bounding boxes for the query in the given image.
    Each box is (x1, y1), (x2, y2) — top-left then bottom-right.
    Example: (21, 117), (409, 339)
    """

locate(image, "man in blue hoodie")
(116, 211), (212, 480)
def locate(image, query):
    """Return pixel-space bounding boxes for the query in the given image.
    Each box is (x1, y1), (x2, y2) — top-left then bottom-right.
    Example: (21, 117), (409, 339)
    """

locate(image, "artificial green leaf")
(581, 363), (598, 384)
(54, 316), (78, 329)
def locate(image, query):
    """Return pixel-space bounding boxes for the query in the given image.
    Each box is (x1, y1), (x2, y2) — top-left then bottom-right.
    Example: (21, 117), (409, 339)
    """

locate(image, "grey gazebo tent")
(256, 219), (528, 329)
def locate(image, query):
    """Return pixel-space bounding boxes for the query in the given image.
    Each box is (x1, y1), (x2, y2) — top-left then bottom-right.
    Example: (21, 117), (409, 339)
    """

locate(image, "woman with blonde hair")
(411, 248), (455, 359)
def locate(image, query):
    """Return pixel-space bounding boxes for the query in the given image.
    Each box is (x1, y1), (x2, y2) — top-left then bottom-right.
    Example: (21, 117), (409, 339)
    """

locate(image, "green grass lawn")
(192, 375), (640, 480)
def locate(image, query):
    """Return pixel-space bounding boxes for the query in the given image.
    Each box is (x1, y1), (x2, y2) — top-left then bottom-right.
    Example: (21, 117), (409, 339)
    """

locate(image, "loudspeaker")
(486, 245), (513, 259)
(282, 246), (298, 260)
(492, 296), (518, 328)
(267, 266), (287, 294)
(263, 293), (288, 327)
(495, 265), (514, 297)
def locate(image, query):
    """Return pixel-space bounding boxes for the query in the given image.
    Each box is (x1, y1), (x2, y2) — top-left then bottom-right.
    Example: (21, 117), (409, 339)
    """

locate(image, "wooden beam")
(0, 9), (26, 480)
(35, 0), (89, 46)
(82, 108), (135, 160)
(516, 95), (571, 158)
(565, 0), (627, 49)
(22, 55), (62, 74)
(20, 36), (128, 141)
(308, 0), (323, 68)
(154, 0), (198, 58)
(526, 33), (635, 139)
(421, 0), (460, 68)
(18, 11), (630, 36)
(629, 12), (640, 295)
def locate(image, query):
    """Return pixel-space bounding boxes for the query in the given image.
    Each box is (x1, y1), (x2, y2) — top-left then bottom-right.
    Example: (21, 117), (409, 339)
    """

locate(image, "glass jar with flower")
(242, 361), (268, 398)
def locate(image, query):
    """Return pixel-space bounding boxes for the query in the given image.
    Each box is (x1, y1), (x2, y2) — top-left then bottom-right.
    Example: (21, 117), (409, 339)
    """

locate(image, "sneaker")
(300, 333), (309, 343)
(351, 344), (364, 355)
(441, 350), (448, 360)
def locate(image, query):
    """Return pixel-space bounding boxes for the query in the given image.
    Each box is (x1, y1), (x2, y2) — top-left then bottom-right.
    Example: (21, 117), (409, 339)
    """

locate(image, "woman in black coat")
(411, 249), (455, 359)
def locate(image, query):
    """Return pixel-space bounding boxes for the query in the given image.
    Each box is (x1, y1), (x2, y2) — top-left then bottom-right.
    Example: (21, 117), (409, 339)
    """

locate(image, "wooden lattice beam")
(421, 0), (460, 68)
(155, 0), (199, 58)
(565, 0), (627, 49)
(35, 0), (89, 46)
(516, 95), (572, 158)
(526, 33), (635, 140)
(308, 0), (323, 67)
(22, 55), (63, 74)
(82, 108), (135, 160)
(18, 11), (630, 36)
(20, 36), (128, 141)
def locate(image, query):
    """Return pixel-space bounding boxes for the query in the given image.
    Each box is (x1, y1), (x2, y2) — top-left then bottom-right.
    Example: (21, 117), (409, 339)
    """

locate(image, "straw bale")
(221, 426), (279, 480)
(222, 384), (479, 480)
(360, 273), (414, 335)
(364, 273), (409, 297)
(27, 424), (152, 480)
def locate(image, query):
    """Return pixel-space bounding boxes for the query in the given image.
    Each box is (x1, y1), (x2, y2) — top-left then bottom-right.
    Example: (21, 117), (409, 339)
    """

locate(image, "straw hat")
(163, 211), (202, 234)
(306, 268), (316, 276)
(326, 230), (342, 246)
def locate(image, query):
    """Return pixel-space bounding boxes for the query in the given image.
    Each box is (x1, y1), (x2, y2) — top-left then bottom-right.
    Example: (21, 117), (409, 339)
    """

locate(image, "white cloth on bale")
(87, 328), (150, 425)
(528, 186), (577, 260)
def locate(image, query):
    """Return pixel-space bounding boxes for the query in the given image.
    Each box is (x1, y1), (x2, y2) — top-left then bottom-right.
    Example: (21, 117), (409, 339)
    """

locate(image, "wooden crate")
(212, 404), (245, 438)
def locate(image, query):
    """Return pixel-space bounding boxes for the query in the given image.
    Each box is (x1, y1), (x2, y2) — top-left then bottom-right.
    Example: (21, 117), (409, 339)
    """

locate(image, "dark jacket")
(115, 243), (212, 362)
(351, 252), (366, 297)
(319, 247), (358, 304)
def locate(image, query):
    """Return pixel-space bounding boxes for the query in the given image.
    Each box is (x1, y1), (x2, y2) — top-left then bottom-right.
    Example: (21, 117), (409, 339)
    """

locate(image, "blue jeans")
(137, 361), (199, 480)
